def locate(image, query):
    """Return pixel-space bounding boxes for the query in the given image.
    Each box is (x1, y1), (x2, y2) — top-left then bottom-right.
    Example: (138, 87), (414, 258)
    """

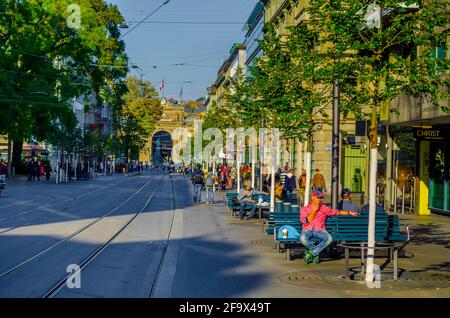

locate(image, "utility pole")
(332, 76), (340, 209)
(259, 118), (264, 192)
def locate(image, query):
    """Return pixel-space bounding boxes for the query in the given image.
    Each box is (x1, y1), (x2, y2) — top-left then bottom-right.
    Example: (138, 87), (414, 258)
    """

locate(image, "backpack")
(205, 174), (213, 187)
(277, 225), (300, 240)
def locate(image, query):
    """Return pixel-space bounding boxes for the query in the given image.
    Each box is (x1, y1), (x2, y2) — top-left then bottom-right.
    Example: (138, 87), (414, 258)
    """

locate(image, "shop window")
(429, 142), (450, 213)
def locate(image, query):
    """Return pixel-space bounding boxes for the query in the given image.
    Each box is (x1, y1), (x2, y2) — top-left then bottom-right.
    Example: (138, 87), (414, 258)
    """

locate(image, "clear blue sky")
(107, 0), (258, 101)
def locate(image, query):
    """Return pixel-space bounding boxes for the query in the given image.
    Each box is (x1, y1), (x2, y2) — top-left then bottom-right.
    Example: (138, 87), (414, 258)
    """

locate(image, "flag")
(159, 80), (164, 91)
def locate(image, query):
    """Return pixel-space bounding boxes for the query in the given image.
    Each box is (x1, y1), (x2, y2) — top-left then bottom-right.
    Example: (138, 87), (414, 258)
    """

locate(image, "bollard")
(283, 202), (291, 213)
(402, 186), (405, 214)
(275, 200), (283, 212)
(410, 184), (413, 213)
(394, 184), (397, 213)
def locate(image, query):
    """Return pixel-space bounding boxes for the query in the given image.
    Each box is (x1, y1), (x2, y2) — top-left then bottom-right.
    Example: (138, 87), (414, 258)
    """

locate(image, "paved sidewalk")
(208, 189), (450, 297)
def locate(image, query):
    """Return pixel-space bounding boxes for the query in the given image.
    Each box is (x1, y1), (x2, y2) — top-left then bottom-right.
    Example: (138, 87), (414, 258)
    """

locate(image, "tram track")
(148, 174), (177, 298)
(0, 176), (136, 235)
(0, 175), (155, 284)
(43, 174), (167, 298)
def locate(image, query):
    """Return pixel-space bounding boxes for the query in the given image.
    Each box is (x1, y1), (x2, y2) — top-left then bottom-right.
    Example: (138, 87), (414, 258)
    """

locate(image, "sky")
(107, 0), (259, 101)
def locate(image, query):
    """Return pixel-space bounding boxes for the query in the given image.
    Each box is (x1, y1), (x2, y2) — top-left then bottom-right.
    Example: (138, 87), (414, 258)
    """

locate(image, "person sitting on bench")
(338, 188), (359, 212)
(237, 185), (267, 220)
(300, 190), (360, 264)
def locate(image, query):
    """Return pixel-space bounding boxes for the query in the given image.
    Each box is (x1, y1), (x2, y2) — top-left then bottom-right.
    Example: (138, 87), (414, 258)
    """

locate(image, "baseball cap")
(341, 188), (351, 196)
(312, 190), (324, 198)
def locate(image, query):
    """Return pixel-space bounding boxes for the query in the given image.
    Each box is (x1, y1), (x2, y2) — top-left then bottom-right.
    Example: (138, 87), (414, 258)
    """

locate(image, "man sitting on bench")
(338, 188), (359, 212)
(237, 185), (267, 220)
(300, 190), (360, 264)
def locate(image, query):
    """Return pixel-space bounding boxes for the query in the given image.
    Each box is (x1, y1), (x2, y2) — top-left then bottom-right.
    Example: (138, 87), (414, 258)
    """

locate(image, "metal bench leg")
(276, 242), (280, 253)
(394, 248), (398, 280)
(360, 243), (365, 280)
(286, 248), (291, 261)
(345, 248), (350, 279)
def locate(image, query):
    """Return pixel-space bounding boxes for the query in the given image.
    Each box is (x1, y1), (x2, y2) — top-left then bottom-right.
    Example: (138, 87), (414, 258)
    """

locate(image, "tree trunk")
(12, 140), (23, 174)
(366, 107), (379, 284)
(304, 136), (313, 206)
(270, 152), (276, 213)
(7, 137), (12, 177)
(385, 125), (393, 211)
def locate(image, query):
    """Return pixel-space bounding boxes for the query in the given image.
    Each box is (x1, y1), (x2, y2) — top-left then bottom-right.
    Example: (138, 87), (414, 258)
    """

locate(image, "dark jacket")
(192, 170), (204, 185)
(284, 175), (297, 192)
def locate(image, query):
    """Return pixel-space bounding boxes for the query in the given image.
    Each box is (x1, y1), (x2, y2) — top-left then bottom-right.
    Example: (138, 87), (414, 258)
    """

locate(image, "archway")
(152, 131), (173, 163)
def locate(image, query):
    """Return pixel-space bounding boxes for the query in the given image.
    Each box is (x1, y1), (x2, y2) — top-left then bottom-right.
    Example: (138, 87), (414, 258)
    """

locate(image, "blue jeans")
(300, 229), (333, 256)
(239, 201), (257, 219)
(205, 187), (214, 203)
(194, 184), (202, 203)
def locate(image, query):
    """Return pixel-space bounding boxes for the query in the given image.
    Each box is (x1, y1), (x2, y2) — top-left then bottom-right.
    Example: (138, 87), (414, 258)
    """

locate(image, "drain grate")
(278, 271), (450, 290)
(250, 239), (273, 246)
(147, 241), (168, 245)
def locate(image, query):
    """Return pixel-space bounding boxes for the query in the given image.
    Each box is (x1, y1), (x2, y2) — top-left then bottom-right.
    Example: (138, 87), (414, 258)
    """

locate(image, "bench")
(225, 192), (271, 219)
(273, 213), (409, 279)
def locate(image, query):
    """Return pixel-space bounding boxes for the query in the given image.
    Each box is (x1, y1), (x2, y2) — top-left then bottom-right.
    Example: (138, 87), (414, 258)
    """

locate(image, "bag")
(205, 175), (213, 187)
(231, 198), (240, 205)
(277, 225), (300, 240)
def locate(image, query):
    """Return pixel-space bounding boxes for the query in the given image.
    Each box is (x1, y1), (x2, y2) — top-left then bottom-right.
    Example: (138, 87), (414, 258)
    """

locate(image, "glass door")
(429, 142), (449, 213)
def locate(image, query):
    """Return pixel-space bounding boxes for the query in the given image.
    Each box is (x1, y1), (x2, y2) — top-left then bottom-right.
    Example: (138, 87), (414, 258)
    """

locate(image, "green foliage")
(113, 76), (163, 159)
(0, 0), (128, 157)
(217, 0), (449, 145)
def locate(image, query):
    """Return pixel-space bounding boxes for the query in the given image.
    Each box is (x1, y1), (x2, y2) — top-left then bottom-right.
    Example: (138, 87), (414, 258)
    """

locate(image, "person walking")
(45, 161), (51, 181)
(192, 164), (204, 204)
(204, 169), (216, 204)
(300, 190), (359, 264)
(298, 169), (307, 205)
(26, 159), (33, 181)
(32, 161), (40, 182)
(312, 168), (327, 193)
(284, 169), (296, 201)
(229, 166), (237, 189)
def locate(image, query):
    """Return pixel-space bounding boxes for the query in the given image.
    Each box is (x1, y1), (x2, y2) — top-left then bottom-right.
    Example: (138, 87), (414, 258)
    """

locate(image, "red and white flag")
(160, 79), (165, 91)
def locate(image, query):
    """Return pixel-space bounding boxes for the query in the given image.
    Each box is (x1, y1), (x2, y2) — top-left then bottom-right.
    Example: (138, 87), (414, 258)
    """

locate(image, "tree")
(308, 0), (449, 283)
(115, 76), (163, 160)
(0, 0), (128, 170)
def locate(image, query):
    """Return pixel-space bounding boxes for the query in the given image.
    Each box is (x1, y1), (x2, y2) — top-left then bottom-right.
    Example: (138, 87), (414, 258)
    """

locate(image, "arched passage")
(152, 131), (173, 163)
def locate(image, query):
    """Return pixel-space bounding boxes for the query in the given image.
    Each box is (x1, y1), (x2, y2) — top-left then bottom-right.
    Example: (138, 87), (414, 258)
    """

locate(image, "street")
(0, 171), (448, 298)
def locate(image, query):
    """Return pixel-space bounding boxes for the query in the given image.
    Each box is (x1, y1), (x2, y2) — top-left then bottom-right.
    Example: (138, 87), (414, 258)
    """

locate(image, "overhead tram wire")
(125, 21), (246, 25)
(120, 0), (171, 39)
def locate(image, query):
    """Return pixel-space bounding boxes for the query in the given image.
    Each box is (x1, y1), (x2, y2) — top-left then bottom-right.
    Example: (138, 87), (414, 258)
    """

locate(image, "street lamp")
(179, 81), (192, 102)
(130, 64), (144, 79)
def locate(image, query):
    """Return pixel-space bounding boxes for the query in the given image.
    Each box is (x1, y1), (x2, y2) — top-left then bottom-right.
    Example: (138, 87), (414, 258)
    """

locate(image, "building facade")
(386, 89), (450, 216)
(244, 2), (264, 75)
(261, 0), (357, 193)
